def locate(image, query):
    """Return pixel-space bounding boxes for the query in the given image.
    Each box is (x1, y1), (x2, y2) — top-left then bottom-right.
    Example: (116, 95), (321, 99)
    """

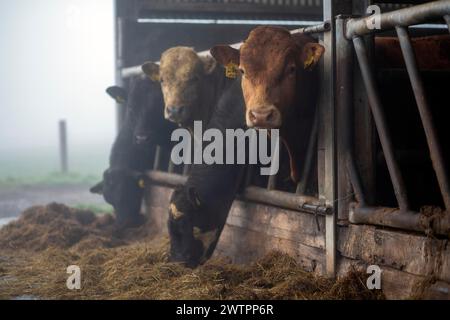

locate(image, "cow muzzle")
(165, 105), (187, 123)
(134, 135), (149, 145)
(246, 107), (281, 129)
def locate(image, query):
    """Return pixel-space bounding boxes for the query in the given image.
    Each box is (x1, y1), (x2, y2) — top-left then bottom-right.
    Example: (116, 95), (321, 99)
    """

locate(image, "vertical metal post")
(444, 15), (450, 31)
(351, 0), (376, 206)
(115, 1), (125, 132)
(267, 175), (277, 190)
(296, 111), (318, 195)
(353, 36), (409, 211)
(244, 165), (254, 187)
(168, 160), (175, 173)
(336, 15), (352, 219)
(336, 15), (366, 218)
(59, 120), (68, 174)
(153, 146), (162, 171)
(321, 0), (339, 278)
(396, 26), (450, 211)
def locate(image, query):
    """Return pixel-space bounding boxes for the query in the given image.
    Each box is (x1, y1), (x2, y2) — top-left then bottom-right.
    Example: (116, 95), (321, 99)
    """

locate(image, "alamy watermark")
(366, 265), (382, 290)
(66, 265), (81, 290)
(366, 5), (381, 30)
(170, 121), (280, 176)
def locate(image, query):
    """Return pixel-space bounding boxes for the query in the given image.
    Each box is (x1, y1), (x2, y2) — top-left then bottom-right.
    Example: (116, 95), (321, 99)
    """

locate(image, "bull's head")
(211, 26), (324, 130)
(142, 47), (217, 128)
(106, 79), (172, 147)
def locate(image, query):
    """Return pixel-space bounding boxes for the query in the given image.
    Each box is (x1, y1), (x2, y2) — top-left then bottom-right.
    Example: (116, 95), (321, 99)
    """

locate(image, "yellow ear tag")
(138, 178), (145, 189)
(304, 54), (315, 70)
(225, 62), (239, 79)
(116, 96), (125, 104)
(148, 73), (160, 82)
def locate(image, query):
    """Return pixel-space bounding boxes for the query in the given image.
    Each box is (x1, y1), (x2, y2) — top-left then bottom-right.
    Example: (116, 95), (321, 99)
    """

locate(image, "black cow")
(167, 77), (247, 267)
(92, 77), (177, 228)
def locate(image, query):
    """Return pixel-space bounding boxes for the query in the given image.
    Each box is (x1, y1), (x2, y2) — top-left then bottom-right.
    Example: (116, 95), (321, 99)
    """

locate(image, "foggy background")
(0, 0), (115, 180)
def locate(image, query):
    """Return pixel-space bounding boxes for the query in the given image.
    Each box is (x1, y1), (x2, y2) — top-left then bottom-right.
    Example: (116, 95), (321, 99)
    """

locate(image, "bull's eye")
(239, 68), (245, 75)
(160, 77), (164, 83)
(288, 65), (296, 75)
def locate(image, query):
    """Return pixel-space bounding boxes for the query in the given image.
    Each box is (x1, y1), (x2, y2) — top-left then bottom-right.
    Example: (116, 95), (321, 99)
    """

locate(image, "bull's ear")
(106, 86), (128, 104)
(300, 42), (325, 70)
(141, 62), (160, 82)
(89, 181), (104, 194)
(210, 45), (240, 67)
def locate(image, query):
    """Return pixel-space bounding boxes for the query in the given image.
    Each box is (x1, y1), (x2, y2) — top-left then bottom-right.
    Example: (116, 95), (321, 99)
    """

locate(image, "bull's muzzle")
(134, 135), (149, 145)
(165, 105), (186, 123)
(247, 107), (281, 129)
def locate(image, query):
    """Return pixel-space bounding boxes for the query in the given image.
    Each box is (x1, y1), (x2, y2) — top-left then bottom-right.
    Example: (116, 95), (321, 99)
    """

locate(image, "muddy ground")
(0, 184), (106, 225)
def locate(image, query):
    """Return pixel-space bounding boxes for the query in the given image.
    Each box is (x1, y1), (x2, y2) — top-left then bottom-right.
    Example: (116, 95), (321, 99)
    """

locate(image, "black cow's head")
(167, 186), (205, 267)
(106, 78), (175, 147)
(102, 167), (147, 228)
(127, 78), (169, 147)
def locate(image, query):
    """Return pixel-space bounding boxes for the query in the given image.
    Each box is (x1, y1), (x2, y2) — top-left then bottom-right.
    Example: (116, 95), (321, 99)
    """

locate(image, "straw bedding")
(0, 203), (383, 300)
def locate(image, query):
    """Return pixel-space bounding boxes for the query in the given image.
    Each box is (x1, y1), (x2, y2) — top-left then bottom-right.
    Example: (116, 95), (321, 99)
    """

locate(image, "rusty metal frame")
(115, 0), (450, 280)
(344, 0), (450, 233)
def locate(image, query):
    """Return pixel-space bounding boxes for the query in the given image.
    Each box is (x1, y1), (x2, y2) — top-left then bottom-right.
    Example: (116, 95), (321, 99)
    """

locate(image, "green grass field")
(0, 146), (108, 187)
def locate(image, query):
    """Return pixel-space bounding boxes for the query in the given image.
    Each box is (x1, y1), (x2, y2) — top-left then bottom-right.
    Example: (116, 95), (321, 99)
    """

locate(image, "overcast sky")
(0, 0), (115, 175)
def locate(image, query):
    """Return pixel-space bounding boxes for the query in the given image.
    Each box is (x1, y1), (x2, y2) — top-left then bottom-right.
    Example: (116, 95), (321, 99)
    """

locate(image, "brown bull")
(211, 26), (325, 182)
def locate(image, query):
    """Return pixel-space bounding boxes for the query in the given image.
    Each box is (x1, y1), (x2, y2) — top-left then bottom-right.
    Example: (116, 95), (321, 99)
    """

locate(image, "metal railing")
(342, 0), (450, 235)
(116, 0), (450, 279)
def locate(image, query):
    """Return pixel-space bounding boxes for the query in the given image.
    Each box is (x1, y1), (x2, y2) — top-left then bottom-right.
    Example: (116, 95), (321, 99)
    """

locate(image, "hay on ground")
(0, 203), (384, 300)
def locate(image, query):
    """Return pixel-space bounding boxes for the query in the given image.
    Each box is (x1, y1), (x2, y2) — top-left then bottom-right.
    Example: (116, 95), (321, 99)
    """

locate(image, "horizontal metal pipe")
(147, 170), (187, 186)
(242, 186), (325, 214)
(145, 170), (327, 214)
(353, 36), (409, 211)
(121, 24), (326, 79)
(396, 26), (450, 212)
(349, 204), (450, 236)
(295, 20), (331, 34)
(346, 0), (450, 39)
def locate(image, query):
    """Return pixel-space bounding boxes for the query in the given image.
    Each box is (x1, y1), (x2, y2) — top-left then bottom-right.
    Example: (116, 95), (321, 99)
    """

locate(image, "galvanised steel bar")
(396, 26), (450, 211)
(145, 170), (326, 214)
(335, 14), (367, 218)
(321, 0), (344, 279)
(353, 36), (410, 211)
(267, 174), (277, 190)
(122, 23), (331, 79)
(295, 21), (331, 34)
(349, 205), (450, 236)
(346, 0), (450, 39)
(168, 160), (175, 173)
(182, 164), (190, 176)
(153, 146), (162, 171)
(296, 110), (318, 195)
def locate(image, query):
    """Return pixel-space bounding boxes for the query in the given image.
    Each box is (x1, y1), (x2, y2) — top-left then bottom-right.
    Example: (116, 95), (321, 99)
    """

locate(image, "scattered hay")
(0, 203), (384, 300)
